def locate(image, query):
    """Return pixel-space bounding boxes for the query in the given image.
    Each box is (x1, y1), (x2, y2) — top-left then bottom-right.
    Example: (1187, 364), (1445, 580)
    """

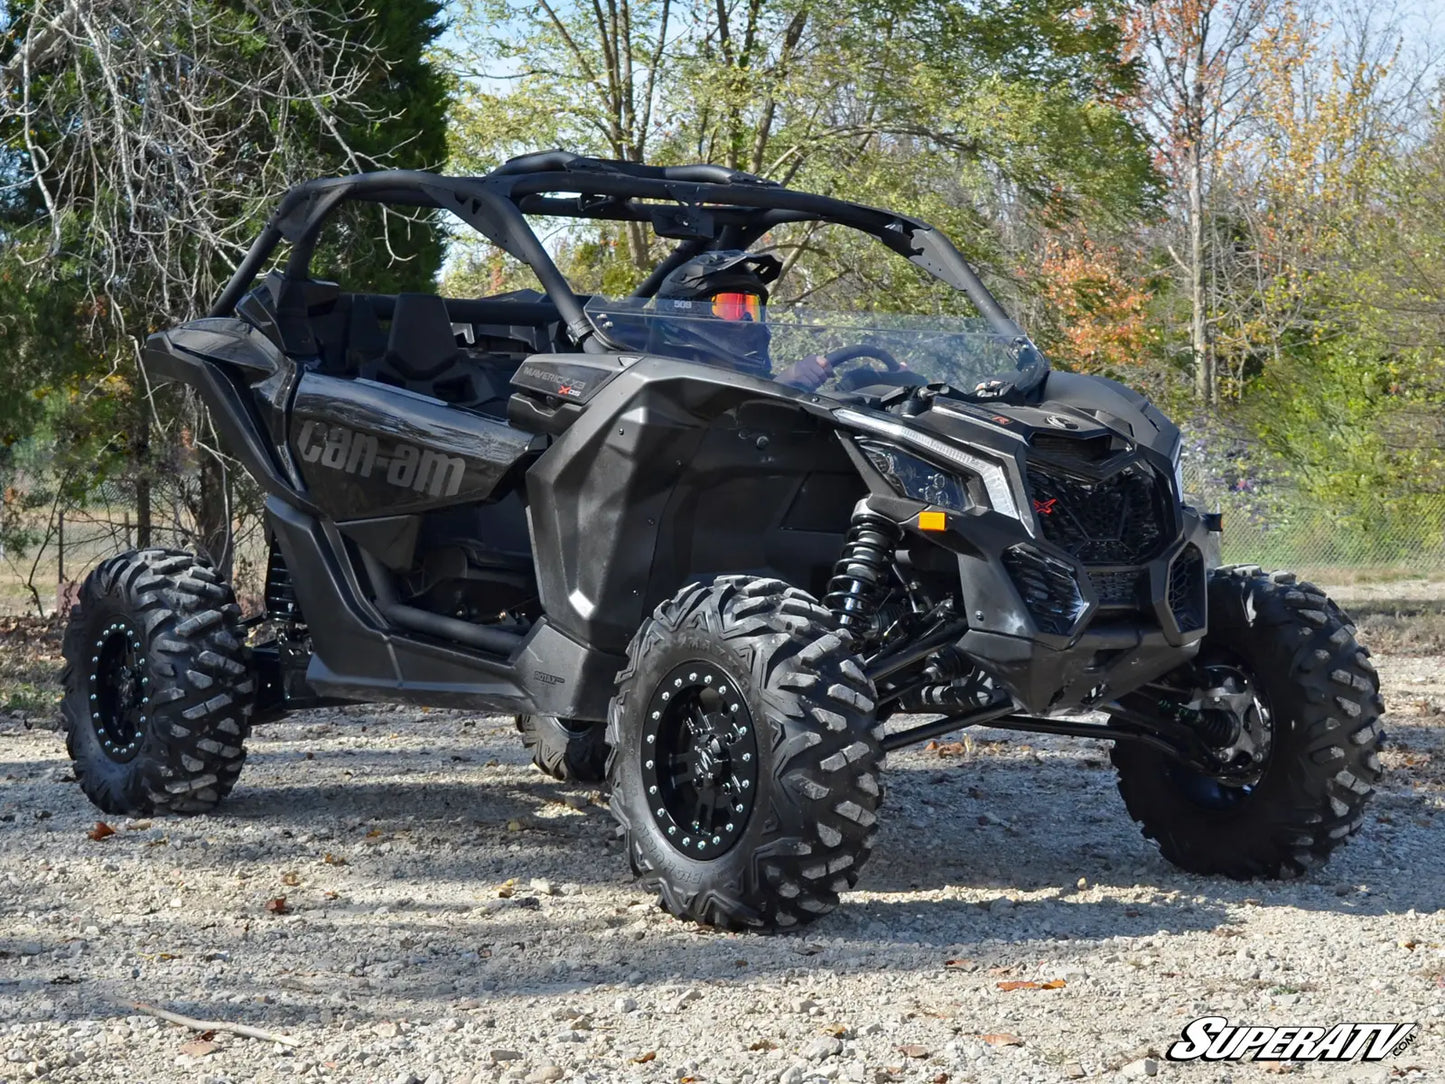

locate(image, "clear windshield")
(585, 297), (1048, 399)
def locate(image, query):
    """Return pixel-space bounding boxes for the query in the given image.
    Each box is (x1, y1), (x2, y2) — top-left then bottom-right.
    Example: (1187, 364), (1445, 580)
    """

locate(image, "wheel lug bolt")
(697, 840), (706, 850)
(648, 785), (657, 795)
(725, 823), (734, 831)
(661, 692), (670, 701)
(656, 808), (665, 818)
(712, 836), (721, 845)
(673, 678), (682, 688)
(740, 780), (749, 789)
(704, 675), (712, 684)
(688, 672), (697, 681)
(682, 837), (690, 846)
(646, 734), (655, 744)
(667, 826), (676, 835)
(730, 704), (740, 714)
(739, 726), (748, 735)
(741, 753), (751, 762)
(645, 760), (654, 769)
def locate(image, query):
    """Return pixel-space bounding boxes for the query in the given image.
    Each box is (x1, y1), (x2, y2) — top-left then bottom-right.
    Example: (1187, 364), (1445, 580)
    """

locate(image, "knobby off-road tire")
(1112, 566), (1384, 879)
(608, 576), (883, 930)
(515, 714), (608, 782)
(60, 548), (254, 816)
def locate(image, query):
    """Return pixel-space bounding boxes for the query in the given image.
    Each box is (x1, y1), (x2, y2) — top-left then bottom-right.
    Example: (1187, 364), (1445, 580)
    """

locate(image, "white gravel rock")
(0, 656), (1436, 1082)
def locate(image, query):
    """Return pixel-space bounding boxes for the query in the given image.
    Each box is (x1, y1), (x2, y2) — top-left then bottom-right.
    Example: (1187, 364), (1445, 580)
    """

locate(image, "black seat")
(386, 294), (461, 380)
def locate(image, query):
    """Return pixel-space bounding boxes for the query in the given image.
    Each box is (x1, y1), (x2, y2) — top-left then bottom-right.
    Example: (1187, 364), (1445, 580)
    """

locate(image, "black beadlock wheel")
(607, 576), (883, 931)
(60, 548), (255, 816)
(515, 714), (608, 782)
(1111, 566), (1385, 879)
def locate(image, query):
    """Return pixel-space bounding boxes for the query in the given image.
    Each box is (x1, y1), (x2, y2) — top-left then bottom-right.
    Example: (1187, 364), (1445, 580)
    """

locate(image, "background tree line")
(1, 0), (1442, 609)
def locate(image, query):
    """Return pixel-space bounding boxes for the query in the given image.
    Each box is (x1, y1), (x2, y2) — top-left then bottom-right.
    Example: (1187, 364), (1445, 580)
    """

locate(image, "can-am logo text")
(295, 421), (465, 499)
(1167, 1016), (1417, 1063)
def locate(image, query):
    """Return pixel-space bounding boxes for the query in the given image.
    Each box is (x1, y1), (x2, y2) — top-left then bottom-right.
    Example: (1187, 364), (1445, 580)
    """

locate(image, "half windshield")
(585, 297), (1048, 400)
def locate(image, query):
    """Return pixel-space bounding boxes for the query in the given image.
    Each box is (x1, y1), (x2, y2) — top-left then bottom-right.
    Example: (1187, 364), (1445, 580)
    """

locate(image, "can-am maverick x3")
(61, 152), (1384, 929)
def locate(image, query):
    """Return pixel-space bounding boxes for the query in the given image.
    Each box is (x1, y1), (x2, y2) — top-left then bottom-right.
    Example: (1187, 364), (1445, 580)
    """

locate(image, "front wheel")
(607, 576), (883, 930)
(1111, 567), (1384, 879)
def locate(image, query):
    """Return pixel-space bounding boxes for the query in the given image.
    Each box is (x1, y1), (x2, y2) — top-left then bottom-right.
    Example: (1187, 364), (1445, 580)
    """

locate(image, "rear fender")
(143, 318), (310, 505)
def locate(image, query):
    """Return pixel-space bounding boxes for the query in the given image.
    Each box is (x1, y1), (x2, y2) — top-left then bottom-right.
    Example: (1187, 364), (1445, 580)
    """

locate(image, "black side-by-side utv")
(61, 152), (1383, 929)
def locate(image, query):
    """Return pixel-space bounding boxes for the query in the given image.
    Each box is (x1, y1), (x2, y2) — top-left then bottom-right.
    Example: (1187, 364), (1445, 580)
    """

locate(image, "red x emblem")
(1033, 498), (1058, 515)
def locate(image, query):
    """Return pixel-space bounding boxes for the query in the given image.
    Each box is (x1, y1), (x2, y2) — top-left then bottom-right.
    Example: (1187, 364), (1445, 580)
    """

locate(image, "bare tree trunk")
(1188, 138), (1213, 405)
(133, 400), (152, 548)
(198, 453), (231, 577)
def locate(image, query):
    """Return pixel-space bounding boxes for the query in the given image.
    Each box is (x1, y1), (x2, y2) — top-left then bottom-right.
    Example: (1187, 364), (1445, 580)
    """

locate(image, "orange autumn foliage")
(1038, 238), (1157, 375)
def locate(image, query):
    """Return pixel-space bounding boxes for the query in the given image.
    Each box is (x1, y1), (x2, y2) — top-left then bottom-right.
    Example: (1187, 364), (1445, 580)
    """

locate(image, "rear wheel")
(1111, 567), (1384, 878)
(608, 576), (883, 930)
(60, 549), (254, 816)
(515, 713), (608, 782)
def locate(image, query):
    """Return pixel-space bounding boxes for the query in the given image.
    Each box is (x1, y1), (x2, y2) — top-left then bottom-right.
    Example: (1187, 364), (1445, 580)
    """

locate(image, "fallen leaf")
(630, 1051), (656, 1064)
(978, 1033), (1023, 1047)
(497, 879), (517, 899)
(281, 871), (300, 887)
(87, 821), (115, 841)
(932, 1075), (949, 1084)
(323, 891), (339, 901)
(747, 1038), (777, 1051)
(179, 1039), (219, 1058)
(996, 979), (1066, 991)
(823, 1023), (847, 1037)
(897, 1045), (929, 1059)
(364, 828), (384, 839)
(932, 741), (968, 757)
(125, 820), (152, 831)
(323, 853), (346, 866)
(265, 896), (290, 915)
(943, 958), (975, 971)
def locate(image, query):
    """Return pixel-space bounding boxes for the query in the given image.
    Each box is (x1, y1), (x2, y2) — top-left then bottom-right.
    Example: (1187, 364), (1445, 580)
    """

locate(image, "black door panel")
(290, 373), (541, 518)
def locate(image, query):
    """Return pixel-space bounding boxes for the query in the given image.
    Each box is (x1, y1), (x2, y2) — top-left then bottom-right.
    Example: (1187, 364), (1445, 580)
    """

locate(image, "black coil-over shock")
(824, 508), (902, 637)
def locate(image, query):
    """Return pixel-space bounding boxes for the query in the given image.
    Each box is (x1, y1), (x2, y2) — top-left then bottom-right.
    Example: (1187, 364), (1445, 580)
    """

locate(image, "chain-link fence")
(1, 481), (270, 617)
(1179, 453), (1445, 578)
(5, 455), (1443, 617)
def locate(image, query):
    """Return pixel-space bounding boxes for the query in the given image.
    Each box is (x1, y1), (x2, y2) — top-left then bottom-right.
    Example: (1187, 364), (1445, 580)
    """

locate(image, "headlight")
(835, 407), (1022, 521)
(1171, 440), (1186, 500)
(859, 441), (970, 512)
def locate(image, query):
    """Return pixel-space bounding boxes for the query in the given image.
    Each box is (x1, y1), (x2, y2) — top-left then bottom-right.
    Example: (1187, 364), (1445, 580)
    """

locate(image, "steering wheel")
(824, 343), (926, 392)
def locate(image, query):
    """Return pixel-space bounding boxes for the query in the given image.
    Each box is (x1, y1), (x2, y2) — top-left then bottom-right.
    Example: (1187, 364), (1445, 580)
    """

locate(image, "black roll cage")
(210, 149), (1025, 351)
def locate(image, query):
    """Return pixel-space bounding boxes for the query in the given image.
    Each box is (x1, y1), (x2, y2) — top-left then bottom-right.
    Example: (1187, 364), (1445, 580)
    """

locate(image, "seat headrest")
(386, 293), (460, 380)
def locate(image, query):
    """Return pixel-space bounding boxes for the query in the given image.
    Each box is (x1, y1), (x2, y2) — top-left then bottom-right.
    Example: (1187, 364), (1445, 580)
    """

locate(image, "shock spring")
(824, 510), (902, 636)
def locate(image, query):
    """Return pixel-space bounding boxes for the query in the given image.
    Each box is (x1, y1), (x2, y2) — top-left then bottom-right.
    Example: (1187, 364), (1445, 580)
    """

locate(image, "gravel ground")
(0, 646), (1441, 1084)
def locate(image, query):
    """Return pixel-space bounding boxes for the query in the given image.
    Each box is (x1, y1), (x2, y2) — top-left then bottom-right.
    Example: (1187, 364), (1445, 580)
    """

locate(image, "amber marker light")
(917, 511), (947, 531)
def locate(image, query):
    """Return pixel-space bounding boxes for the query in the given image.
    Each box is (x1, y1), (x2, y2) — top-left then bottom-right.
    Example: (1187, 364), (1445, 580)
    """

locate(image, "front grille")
(1088, 569), (1145, 608)
(1168, 544), (1206, 632)
(1002, 544), (1086, 636)
(1027, 461), (1173, 565)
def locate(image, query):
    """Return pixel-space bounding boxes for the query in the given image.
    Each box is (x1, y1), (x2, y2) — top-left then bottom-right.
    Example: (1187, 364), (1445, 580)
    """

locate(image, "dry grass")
(0, 616), (64, 723)
(1345, 600), (1445, 656)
